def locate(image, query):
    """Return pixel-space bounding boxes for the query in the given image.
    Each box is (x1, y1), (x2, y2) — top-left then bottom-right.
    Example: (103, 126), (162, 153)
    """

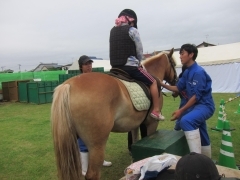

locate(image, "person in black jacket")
(109, 9), (164, 120)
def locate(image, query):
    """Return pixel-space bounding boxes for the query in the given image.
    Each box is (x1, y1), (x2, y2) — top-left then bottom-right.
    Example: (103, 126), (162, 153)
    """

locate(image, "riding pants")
(120, 66), (155, 86)
(78, 138), (88, 152)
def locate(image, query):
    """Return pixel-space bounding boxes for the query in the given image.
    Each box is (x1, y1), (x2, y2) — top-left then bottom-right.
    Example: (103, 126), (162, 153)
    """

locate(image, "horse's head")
(142, 48), (177, 86)
(163, 48), (178, 85)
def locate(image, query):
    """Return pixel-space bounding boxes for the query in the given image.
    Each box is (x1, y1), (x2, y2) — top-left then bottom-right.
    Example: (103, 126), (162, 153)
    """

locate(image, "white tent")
(68, 42), (240, 93)
(173, 42), (240, 66)
(172, 42), (240, 93)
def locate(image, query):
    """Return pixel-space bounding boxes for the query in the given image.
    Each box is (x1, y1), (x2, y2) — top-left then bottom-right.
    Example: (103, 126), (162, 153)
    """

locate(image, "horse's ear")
(168, 48), (174, 58)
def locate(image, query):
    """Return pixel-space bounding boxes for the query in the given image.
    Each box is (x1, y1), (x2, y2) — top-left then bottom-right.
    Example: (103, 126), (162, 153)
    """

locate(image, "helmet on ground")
(175, 152), (221, 180)
(118, 9), (137, 28)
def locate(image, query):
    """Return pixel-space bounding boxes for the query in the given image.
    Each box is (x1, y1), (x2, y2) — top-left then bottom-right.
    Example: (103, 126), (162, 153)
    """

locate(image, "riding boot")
(201, 145), (212, 158)
(80, 152), (88, 176)
(184, 129), (201, 153)
(80, 152), (112, 174)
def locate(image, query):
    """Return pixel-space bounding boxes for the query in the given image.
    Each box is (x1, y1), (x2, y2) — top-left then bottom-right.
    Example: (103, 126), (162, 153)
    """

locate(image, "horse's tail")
(51, 84), (82, 180)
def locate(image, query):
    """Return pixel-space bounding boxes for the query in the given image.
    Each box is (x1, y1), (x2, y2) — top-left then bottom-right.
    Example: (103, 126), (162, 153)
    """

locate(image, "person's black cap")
(118, 9), (137, 29)
(78, 55), (93, 66)
(175, 152), (221, 180)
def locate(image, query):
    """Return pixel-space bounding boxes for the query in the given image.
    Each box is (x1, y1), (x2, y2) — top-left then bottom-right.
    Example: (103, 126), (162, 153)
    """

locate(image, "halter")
(159, 54), (178, 97)
(165, 55), (178, 86)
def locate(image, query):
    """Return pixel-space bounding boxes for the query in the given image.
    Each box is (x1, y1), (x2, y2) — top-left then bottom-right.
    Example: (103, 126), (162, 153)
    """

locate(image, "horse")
(51, 49), (177, 180)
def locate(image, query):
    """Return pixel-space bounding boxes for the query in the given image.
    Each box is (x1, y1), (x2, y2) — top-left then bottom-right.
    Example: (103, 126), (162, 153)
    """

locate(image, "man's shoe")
(103, 160), (112, 167)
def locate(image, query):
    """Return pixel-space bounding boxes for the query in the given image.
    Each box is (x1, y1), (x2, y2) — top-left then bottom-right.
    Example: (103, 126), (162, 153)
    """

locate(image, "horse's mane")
(142, 51), (176, 67)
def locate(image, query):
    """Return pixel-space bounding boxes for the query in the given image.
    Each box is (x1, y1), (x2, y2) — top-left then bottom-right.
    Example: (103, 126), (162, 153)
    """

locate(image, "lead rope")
(161, 81), (173, 97)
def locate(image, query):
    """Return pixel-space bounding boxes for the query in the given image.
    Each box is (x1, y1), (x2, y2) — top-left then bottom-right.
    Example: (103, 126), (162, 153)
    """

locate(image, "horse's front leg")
(145, 116), (159, 136)
(131, 127), (140, 143)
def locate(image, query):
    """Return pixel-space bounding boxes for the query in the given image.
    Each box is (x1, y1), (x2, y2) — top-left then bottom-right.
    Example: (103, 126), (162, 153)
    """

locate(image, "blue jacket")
(177, 62), (215, 112)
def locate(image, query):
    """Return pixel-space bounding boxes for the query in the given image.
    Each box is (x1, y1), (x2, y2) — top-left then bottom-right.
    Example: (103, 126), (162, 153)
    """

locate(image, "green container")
(131, 129), (189, 162)
(64, 74), (69, 81)
(44, 81), (52, 88)
(51, 81), (59, 91)
(59, 74), (65, 83)
(59, 74), (69, 84)
(45, 92), (53, 103)
(44, 81), (52, 103)
(92, 67), (104, 72)
(27, 82), (46, 104)
(66, 74), (71, 79)
(18, 82), (29, 102)
(68, 70), (74, 74)
(68, 70), (79, 74)
(58, 73), (79, 84)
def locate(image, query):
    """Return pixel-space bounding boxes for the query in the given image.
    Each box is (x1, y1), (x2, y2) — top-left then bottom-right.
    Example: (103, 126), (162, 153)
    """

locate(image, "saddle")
(108, 68), (162, 100)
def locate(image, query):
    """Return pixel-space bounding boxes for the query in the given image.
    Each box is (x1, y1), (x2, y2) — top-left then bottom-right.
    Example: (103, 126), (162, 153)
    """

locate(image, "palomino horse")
(51, 49), (177, 180)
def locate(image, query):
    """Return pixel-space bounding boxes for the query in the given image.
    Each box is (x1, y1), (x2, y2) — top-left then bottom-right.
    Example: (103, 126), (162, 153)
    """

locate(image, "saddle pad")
(119, 79), (150, 111)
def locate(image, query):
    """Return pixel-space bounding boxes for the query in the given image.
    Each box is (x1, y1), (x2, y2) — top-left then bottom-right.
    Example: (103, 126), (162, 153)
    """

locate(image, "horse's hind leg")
(81, 119), (112, 180)
(85, 146), (106, 180)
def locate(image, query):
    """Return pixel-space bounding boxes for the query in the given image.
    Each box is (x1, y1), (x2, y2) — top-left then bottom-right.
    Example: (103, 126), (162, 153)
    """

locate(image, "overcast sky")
(0, 0), (240, 72)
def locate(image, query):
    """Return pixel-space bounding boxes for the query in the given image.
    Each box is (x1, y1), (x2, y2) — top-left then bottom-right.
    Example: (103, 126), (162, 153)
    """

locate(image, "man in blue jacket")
(160, 44), (215, 158)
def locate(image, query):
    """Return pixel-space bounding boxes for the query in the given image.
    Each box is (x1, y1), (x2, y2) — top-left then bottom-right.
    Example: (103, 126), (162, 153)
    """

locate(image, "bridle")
(160, 54), (178, 97)
(165, 55), (178, 86)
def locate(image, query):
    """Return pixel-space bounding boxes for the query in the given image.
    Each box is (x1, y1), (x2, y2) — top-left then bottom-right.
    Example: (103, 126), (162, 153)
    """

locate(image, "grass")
(0, 93), (239, 179)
